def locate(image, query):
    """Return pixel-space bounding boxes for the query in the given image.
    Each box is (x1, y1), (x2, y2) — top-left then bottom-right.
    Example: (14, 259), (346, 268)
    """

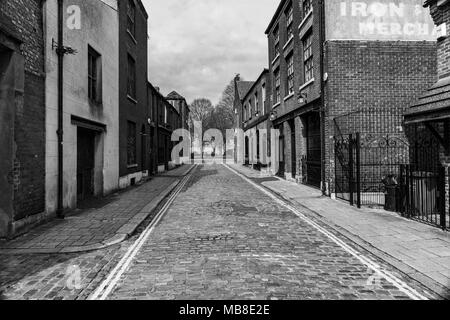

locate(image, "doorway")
(289, 119), (296, 179)
(305, 113), (321, 188)
(77, 127), (96, 202)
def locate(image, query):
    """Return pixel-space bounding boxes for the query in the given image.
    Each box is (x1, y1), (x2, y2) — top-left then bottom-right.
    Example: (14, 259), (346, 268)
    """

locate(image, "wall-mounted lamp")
(298, 92), (308, 104)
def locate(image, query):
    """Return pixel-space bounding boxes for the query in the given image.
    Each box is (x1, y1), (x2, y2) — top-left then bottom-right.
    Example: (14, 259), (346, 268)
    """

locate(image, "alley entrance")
(77, 127), (96, 202)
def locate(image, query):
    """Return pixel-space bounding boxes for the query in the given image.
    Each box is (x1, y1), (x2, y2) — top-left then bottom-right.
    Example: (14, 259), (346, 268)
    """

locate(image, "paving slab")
(0, 165), (194, 254)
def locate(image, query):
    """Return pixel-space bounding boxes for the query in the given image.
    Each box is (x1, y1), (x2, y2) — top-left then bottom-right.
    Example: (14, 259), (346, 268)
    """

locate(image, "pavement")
(229, 164), (450, 298)
(0, 163), (445, 300)
(0, 165), (195, 255)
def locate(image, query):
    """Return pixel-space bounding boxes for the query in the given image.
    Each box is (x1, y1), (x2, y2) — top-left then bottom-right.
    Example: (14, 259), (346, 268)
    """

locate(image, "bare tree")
(189, 98), (214, 156)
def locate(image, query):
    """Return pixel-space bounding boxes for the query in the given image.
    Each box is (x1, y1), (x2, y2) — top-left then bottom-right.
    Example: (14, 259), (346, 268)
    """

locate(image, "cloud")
(143, 0), (278, 105)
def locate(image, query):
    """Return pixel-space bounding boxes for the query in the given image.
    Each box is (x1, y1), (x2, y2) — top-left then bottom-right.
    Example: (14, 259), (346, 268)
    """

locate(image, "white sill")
(284, 93), (295, 101)
(298, 9), (313, 30)
(127, 164), (138, 169)
(271, 54), (280, 65)
(283, 36), (294, 50)
(127, 95), (138, 104)
(127, 30), (138, 44)
(299, 78), (315, 91)
(273, 102), (281, 109)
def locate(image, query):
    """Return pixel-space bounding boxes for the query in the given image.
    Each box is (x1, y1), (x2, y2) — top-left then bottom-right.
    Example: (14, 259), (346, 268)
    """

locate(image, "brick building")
(44, 0), (120, 215)
(166, 91), (191, 163)
(0, 0), (46, 238)
(118, 0), (150, 189)
(239, 69), (272, 170)
(404, 0), (450, 229)
(147, 84), (182, 174)
(265, 0), (437, 197)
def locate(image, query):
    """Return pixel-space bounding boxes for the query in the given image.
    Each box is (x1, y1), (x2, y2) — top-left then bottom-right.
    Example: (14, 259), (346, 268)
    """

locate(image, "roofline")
(265, 0), (288, 35)
(136, 0), (149, 19)
(147, 81), (179, 114)
(242, 69), (269, 101)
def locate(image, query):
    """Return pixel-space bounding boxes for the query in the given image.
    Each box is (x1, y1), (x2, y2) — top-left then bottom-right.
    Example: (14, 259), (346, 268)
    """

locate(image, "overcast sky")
(143, 0), (278, 105)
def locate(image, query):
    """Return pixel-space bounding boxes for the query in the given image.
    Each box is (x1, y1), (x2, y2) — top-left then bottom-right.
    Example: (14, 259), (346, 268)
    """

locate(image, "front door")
(77, 127), (95, 202)
(289, 120), (296, 179)
(305, 113), (321, 188)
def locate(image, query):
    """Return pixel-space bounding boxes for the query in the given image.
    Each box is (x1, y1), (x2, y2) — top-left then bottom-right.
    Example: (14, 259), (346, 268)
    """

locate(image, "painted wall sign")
(325, 0), (437, 41)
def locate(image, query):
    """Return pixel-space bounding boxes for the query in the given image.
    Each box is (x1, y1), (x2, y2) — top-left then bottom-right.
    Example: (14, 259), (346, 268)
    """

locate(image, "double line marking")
(225, 164), (429, 301)
(89, 166), (196, 300)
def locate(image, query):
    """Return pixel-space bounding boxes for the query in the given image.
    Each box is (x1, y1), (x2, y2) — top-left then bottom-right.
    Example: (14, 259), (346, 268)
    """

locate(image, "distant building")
(118, 0), (150, 189)
(233, 75), (255, 162)
(240, 69), (272, 171)
(166, 91), (190, 132)
(265, 0), (437, 195)
(0, 0), (46, 238)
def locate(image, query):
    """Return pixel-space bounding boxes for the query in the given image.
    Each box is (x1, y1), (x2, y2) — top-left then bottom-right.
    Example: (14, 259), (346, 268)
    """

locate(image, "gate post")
(349, 134), (354, 206)
(439, 166), (446, 230)
(356, 133), (361, 209)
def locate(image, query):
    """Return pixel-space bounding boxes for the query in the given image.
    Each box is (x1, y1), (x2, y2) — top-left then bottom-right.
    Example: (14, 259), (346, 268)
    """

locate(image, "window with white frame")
(262, 83), (266, 114)
(301, 0), (312, 19)
(273, 25), (280, 58)
(255, 92), (259, 115)
(274, 68), (281, 104)
(286, 2), (294, 40)
(303, 31), (314, 82)
(287, 54), (294, 95)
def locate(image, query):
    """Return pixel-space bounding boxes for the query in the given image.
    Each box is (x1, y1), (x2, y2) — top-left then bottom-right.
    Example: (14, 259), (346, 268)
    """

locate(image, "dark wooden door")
(77, 127), (95, 201)
(306, 113), (321, 188)
(289, 120), (296, 179)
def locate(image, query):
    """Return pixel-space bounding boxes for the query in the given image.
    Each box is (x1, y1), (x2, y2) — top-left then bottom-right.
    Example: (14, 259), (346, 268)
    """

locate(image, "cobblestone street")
(0, 164), (442, 300)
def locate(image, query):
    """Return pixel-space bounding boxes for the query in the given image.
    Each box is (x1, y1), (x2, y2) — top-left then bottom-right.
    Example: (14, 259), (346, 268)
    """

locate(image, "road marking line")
(89, 166), (196, 300)
(225, 164), (429, 301)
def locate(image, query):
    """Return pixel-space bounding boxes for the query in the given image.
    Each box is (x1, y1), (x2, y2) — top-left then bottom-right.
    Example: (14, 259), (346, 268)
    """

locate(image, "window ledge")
(273, 102), (281, 109)
(271, 54), (280, 65)
(127, 95), (138, 104)
(298, 9), (313, 30)
(127, 30), (138, 44)
(127, 164), (138, 169)
(299, 78), (315, 91)
(284, 92), (295, 101)
(283, 36), (294, 51)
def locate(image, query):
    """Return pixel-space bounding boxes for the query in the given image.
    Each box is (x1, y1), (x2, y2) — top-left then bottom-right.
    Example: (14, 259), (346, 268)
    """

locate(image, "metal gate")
(334, 133), (361, 207)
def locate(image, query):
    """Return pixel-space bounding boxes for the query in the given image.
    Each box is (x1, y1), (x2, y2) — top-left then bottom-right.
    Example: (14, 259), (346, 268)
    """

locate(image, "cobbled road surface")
(105, 164), (434, 300)
(0, 164), (437, 300)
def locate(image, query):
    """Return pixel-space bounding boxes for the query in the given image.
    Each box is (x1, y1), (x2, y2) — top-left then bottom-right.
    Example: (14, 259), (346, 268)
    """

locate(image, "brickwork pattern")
(0, 0), (46, 221)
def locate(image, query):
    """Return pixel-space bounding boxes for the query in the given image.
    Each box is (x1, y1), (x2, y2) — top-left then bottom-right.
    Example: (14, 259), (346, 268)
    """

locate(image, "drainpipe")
(56, 0), (65, 219)
(319, 0), (326, 196)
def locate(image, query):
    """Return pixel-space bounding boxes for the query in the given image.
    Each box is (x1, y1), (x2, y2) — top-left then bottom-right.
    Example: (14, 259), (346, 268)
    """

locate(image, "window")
(164, 105), (168, 124)
(286, 3), (294, 40)
(262, 84), (266, 114)
(286, 54), (294, 95)
(303, 32), (314, 82)
(127, 0), (136, 38)
(274, 68), (281, 104)
(127, 54), (136, 99)
(88, 46), (102, 103)
(255, 92), (259, 115)
(302, 0), (312, 19)
(244, 104), (247, 121)
(249, 99), (252, 119)
(273, 25), (280, 58)
(127, 121), (137, 166)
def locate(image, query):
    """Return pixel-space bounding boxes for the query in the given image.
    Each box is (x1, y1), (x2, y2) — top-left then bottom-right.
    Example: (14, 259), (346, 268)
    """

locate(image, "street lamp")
(269, 111), (278, 122)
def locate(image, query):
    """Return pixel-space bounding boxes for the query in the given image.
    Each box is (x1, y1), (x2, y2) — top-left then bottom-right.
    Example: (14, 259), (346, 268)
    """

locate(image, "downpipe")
(319, 0), (327, 196)
(56, 0), (65, 219)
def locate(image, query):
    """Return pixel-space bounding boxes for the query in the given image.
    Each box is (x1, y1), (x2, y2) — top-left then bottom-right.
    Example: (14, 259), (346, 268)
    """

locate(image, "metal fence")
(334, 131), (449, 230)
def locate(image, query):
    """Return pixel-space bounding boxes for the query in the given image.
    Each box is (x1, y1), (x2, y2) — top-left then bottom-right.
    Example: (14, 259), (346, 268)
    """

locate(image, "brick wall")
(324, 40), (437, 193)
(0, 0), (46, 221)
(429, 1), (450, 79)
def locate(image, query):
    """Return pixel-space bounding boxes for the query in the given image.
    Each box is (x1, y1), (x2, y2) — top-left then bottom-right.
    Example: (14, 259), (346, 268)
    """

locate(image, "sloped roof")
(405, 77), (450, 123)
(166, 91), (185, 100)
(236, 81), (255, 100)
